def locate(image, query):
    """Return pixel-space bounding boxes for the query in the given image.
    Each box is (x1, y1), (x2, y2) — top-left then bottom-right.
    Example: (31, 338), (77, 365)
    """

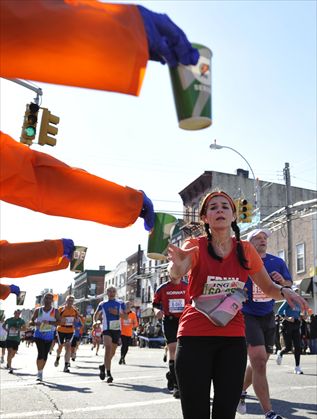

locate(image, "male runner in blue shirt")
(94, 287), (126, 383)
(237, 229), (292, 419)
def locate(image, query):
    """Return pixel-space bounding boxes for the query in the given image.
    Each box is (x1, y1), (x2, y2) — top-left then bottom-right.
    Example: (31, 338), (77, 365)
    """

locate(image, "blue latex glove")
(139, 190), (155, 231)
(9, 284), (20, 296)
(137, 5), (199, 68)
(62, 238), (75, 260)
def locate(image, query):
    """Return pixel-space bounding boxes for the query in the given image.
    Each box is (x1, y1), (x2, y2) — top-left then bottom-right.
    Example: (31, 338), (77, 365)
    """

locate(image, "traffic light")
(38, 108), (60, 146)
(20, 103), (40, 145)
(239, 199), (253, 223)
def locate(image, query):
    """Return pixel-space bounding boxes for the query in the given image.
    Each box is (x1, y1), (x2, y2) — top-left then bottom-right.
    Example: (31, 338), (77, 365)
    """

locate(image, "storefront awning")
(299, 277), (313, 294)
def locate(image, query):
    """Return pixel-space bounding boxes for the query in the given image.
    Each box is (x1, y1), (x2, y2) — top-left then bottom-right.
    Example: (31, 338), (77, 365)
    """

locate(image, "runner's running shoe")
(54, 356), (60, 367)
(294, 366), (303, 374)
(99, 364), (106, 380)
(276, 351), (283, 365)
(236, 392), (247, 415)
(265, 410), (283, 419)
(63, 363), (70, 373)
(166, 371), (174, 391)
(107, 374), (113, 383)
(36, 371), (43, 381)
(173, 386), (180, 399)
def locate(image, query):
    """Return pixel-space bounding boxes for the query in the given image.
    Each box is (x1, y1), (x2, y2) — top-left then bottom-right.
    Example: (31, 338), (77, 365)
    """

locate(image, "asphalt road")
(0, 342), (316, 419)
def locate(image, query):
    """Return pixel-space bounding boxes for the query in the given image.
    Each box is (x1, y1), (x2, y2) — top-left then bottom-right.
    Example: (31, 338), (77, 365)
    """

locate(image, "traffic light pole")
(3, 77), (43, 104)
(209, 140), (258, 209)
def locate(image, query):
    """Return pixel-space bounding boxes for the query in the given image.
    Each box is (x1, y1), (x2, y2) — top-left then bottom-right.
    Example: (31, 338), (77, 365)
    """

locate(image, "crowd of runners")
(0, 192), (316, 419)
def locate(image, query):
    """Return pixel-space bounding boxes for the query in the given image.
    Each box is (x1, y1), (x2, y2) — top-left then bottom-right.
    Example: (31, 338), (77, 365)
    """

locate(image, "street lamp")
(209, 139), (258, 209)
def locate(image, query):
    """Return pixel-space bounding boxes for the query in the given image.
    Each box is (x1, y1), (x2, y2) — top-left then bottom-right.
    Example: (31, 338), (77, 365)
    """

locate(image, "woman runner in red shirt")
(168, 191), (308, 419)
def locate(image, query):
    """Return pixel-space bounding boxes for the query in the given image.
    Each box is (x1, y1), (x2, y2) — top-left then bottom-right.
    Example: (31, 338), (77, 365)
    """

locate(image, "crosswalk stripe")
(0, 397), (178, 418)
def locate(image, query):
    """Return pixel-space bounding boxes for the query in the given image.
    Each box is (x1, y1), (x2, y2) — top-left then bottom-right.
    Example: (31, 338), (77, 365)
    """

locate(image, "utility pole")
(136, 244), (142, 298)
(283, 162), (293, 277)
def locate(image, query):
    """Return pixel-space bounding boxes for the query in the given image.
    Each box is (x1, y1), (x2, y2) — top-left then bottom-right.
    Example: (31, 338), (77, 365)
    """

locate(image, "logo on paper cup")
(169, 43), (212, 130)
(70, 246), (87, 273)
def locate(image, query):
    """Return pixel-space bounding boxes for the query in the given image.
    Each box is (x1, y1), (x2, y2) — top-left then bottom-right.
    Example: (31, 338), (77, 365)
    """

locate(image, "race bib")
(64, 316), (74, 326)
(203, 278), (245, 296)
(169, 298), (185, 313)
(40, 323), (53, 332)
(123, 319), (131, 326)
(8, 327), (18, 337)
(252, 283), (271, 302)
(109, 320), (120, 330)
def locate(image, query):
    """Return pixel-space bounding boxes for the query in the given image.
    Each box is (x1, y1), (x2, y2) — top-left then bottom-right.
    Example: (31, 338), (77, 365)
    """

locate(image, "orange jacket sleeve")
(0, 239), (69, 278)
(0, 0), (148, 96)
(0, 133), (143, 227)
(0, 284), (11, 300)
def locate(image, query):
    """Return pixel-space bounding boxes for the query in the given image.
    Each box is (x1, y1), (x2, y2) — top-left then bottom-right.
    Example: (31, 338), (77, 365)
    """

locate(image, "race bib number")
(109, 320), (120, 330)
(123, 319), (131, 326)
(203, 278), (245, 296)
(64, 316), (74, 326)
(169, 298), (185, 313)
(40, 323), (53, 332)
(252, 283), (271, 302)
(95, 331), (101, 337)
(8, 327), (18, 337)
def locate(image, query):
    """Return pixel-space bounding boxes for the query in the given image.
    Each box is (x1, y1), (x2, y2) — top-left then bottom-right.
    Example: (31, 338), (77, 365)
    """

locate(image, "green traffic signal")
(20, 102), (40, 145)
(24, 126), (36, 137)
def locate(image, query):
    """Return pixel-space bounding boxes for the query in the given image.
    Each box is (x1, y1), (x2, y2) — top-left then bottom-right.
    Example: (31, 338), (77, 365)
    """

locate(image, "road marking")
(0, 397), (178, 418)
(0, 374), (164, 390)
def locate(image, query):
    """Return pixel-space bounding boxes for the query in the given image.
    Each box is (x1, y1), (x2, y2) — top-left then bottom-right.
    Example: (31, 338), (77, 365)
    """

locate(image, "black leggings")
(175, 336), (247, 419)
(280, 321), (301, 366)
(120, 335), (132, 359)
(35, 339), (52, 361)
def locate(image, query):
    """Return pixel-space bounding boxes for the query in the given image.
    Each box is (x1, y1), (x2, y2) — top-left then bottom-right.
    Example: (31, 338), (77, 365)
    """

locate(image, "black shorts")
(243, 312), (276, 354)
(163, 316), (179, 344)
(35, 338), (52, 361)
(71, 336), (80, 348)
(6, 340), (20, 350)
(57, 331), (74, 345)
(103, 330), (121, 344)
(0, 341), (6, 348)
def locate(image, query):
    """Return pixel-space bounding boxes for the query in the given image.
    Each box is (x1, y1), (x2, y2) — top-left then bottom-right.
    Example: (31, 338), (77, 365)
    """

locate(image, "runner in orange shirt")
(55, 295), (80, 373)
(119, 302), (138, 365)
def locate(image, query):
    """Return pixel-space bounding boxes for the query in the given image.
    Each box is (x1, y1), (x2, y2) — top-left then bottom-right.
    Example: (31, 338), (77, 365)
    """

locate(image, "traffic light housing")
(239, 199), (253, 223)
(38, 108), (60, 146)
(20, 103), (40, 145)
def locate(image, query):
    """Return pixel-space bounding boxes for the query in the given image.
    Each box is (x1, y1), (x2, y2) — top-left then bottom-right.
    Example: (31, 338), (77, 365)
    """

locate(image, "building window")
(277, 250), (285, 261)
(296, 243), (305, 273)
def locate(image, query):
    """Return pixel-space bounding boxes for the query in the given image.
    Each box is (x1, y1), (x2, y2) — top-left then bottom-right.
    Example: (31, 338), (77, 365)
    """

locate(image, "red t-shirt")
(177, 236), (263, 337)
(153, 280), (190, 318)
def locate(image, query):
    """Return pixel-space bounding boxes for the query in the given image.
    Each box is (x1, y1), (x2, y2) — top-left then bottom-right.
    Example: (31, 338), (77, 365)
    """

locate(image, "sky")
(0, 0), (316, 316)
